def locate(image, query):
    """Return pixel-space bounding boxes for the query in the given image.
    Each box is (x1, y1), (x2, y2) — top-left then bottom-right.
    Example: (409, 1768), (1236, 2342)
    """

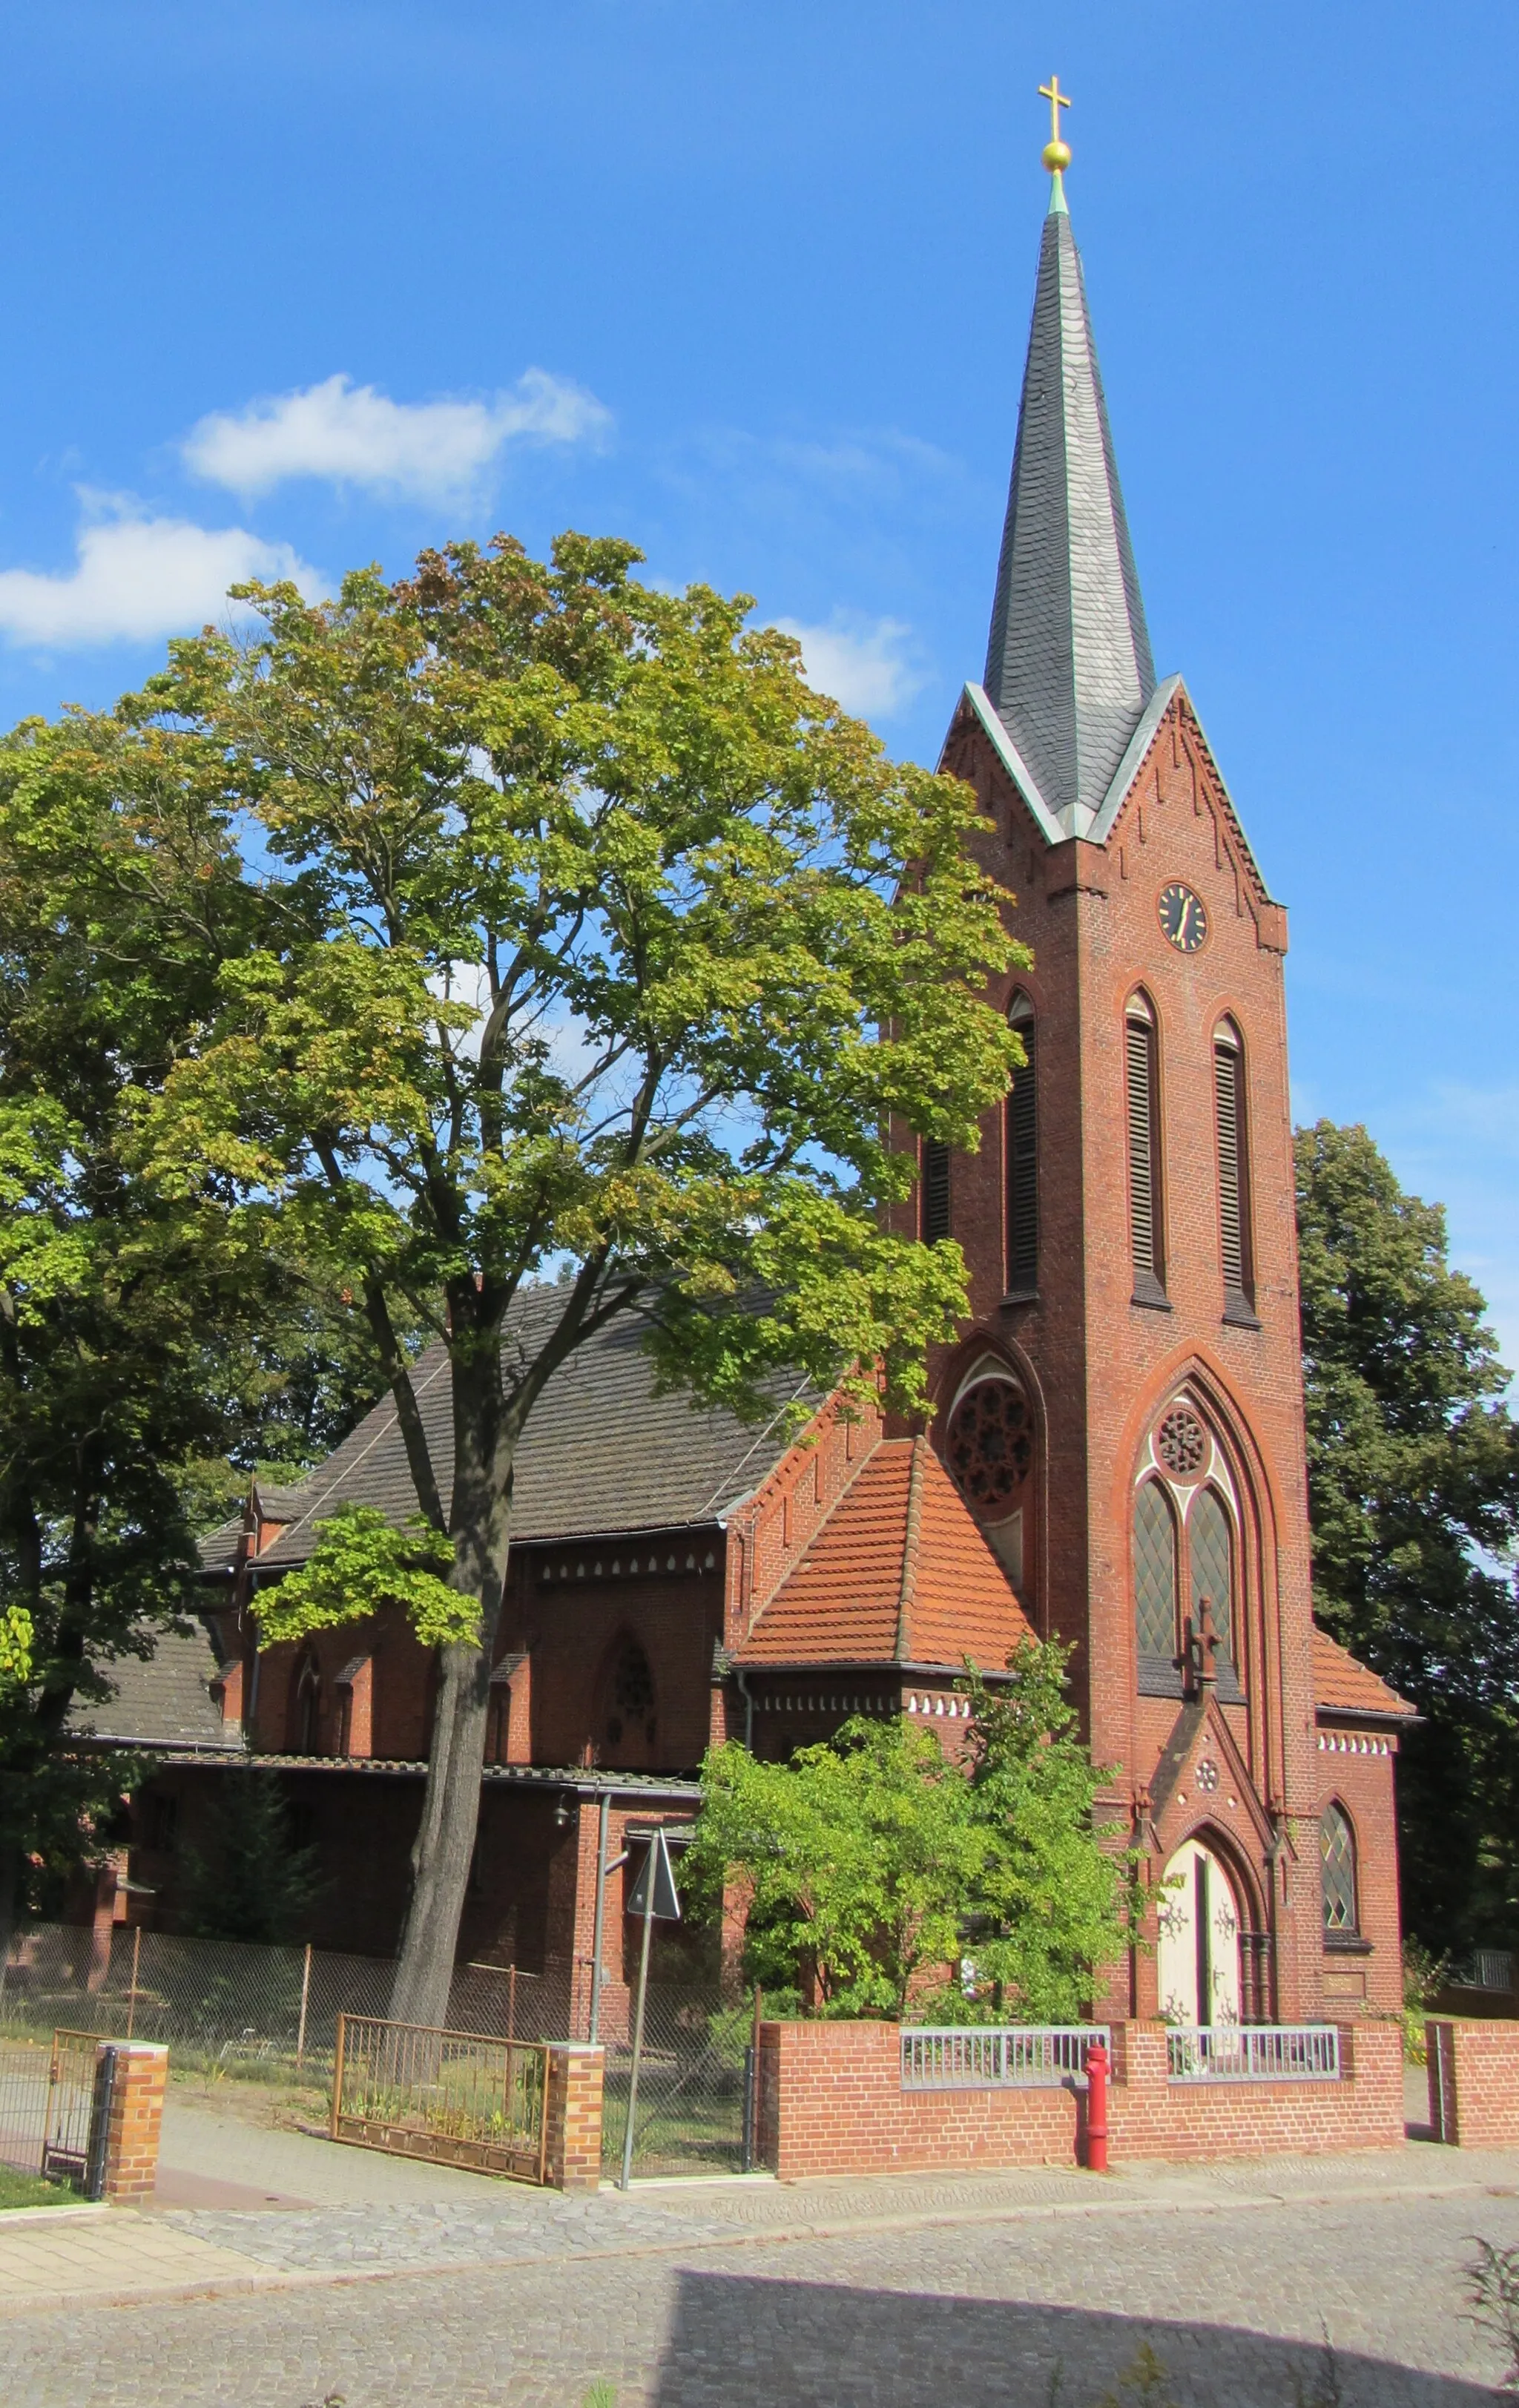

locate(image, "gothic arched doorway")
(1157, 1836), (1242, 2026)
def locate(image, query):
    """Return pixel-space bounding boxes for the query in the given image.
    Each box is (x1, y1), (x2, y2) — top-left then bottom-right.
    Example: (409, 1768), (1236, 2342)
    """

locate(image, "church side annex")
(80, 103), (1414, 2037)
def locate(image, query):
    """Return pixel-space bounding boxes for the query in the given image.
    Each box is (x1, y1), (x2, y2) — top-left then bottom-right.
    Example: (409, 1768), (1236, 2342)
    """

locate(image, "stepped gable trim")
(1311, 1628), (1417, 1724)
(1096, 682), (1279, 918)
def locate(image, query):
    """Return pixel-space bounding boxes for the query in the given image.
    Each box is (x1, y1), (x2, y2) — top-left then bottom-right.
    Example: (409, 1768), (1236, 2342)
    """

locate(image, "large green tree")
(137, 532), (1024, 2025)
(0, 710), (266, 1953)
(1296, 1120), (1519, 1955)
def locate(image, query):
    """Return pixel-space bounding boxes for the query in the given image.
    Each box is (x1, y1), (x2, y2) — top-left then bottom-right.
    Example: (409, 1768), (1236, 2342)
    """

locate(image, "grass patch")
(0, 2165), (72, 2210)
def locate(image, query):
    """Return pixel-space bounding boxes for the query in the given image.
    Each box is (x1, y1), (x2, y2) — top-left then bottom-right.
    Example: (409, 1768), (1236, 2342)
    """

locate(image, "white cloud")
(184, 370), (613, 504)
(776, 614), (926, 720)
(0, 507), (320, 648)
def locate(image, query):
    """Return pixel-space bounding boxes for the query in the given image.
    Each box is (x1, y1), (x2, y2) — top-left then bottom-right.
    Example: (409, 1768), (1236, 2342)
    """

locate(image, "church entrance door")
(1158, 1838), (1242, 2026)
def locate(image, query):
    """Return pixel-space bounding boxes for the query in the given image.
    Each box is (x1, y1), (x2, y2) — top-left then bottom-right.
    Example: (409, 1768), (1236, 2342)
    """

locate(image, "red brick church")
(91, 139), (1412, 2032)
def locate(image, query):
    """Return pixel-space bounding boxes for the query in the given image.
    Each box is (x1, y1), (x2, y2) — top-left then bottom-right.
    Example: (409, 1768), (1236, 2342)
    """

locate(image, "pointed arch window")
(1321, 1803), (1359, 1937)
(1006, 993), (1038, 1295)
(1134, 1406), (1247, 1702)
(1134, 1481), (1179, 1665)
(1188, 1486), (1235, 1680)
(1214, 1019), (1258, 1323)
(1126, 993), (1165, 1304)
(601, 1635), (658, 1766)
(920, 1139), (951, 1246)
(294, 1652), (320, 1756)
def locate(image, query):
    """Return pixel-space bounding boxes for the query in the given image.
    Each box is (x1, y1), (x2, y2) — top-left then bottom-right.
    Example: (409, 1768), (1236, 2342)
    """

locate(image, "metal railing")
(1462, 1950), (1515, 1993)
(331, 2013), (549, 2183)
(900, 2025), (1110, 2090)
(1166, 2024), (1341, 2082)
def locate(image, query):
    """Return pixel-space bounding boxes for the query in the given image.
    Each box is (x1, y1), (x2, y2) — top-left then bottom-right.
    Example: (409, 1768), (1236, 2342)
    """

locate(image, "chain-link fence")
(599, 1983), (749, 2179)
(0, 1924), (568, 2085)
(1, 1925), (746, 2178)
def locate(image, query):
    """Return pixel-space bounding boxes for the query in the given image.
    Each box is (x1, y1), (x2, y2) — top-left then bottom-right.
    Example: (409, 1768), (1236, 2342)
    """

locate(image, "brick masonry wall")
(757, 2018), (1404, 2180)
(1314, 1738), (1403, 2016)
(542, 2044), (604, 2191)
(886, 691), (1357, 2025)
(1425, 2020), (1519, 2148)
(99, 2042), (168, 2203)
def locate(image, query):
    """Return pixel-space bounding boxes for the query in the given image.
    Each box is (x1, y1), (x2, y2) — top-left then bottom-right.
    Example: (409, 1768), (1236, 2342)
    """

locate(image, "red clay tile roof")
(1311, 1628), (1416, 1721)
(737, 1437), (1033, 1673)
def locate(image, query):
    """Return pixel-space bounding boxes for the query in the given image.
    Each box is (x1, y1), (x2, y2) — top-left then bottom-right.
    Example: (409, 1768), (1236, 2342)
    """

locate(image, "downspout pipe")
(734, 1666), (756, 1751)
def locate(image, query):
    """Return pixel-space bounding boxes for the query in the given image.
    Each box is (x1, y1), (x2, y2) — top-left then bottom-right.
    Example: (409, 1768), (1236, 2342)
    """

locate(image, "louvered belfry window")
(921, 1139), (951, 1245)
(1214, 1019), (1253, 1310)
(1006, 998), (1038, 1292)
(1126, 997), (1164, 1297)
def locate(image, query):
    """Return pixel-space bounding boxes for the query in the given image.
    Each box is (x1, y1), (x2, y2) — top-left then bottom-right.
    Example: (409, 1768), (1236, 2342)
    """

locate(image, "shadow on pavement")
(649, 2270), (1500, 2407)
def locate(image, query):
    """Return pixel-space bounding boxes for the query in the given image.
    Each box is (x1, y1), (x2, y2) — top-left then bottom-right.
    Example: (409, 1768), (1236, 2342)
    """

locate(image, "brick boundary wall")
(96, 2042), (168, 2203)
(543, 2042), (604, 2191)
(1426, 2019), (1519, 2148)
(757, 2020), (1404, 2180)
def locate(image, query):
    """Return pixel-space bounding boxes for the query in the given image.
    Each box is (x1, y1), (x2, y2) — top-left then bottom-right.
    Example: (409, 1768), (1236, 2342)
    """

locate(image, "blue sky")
(2, 1), (1517, 1361)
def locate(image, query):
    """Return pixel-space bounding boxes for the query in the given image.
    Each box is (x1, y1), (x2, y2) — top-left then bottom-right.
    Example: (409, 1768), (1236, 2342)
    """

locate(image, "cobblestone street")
(4, 2147), (1518, 2407)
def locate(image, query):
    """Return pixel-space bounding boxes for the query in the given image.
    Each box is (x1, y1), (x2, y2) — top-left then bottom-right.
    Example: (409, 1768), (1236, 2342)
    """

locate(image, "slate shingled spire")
(984, 177), (1156, 832)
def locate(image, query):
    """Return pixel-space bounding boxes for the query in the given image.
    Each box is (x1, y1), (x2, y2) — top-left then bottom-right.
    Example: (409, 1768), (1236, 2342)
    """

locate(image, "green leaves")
(255, 1505), (479, 1650)
(1296, 1120), (1519, 1954)
(0, 1605), (31, 1695)
(690, 1717), (989, 2017)
(134, 530), (1026, 1441)
(688, 1642), (1132, 2022)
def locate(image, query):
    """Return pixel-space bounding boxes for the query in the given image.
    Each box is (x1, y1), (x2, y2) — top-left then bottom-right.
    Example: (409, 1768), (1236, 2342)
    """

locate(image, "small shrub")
(1466, 2237), (1519, 2389)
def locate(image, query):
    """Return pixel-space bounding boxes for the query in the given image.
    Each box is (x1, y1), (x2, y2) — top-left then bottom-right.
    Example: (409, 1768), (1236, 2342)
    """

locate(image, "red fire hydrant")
(1084, 2039), (1110, 2174)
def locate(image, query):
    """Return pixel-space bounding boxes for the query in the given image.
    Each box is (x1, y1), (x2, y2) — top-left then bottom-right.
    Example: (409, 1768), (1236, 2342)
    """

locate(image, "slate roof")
(1311, 1628), (1417, 1723)
(67, 1623), (240, 1753)
(205, 1286), (813, 1576)
(737, 1437), (1034, 1673)
(982, 179), (1156, 835)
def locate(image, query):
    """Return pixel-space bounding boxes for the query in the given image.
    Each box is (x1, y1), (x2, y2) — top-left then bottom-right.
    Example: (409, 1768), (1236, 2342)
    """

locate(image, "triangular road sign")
(626, 1829), (681, 1921)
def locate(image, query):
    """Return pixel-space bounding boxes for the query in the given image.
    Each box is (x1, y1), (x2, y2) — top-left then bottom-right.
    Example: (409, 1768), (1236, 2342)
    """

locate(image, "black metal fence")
(0, 2028), (108, 2194)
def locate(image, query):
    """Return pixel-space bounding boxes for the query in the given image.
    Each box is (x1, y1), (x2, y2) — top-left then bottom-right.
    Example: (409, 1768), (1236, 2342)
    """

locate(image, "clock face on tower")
(1158, 881), (1208, 954)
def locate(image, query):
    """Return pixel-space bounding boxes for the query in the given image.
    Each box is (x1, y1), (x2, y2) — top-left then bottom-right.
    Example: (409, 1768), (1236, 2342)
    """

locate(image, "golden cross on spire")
(1038, 73), (1072, 173)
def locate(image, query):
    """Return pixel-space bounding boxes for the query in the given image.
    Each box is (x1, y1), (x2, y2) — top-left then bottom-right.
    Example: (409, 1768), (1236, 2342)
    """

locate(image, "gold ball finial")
(1038, 74), (1072, 175)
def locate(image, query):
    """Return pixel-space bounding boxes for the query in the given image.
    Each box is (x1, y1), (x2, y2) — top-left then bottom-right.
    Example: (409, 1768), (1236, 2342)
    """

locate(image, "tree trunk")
(389, 1350), (514, 2030)
(388, 1637), (495, 2026)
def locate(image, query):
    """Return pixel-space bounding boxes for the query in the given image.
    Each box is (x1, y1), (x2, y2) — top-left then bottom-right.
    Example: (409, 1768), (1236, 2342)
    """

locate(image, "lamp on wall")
(553, 1792), (573, 1831)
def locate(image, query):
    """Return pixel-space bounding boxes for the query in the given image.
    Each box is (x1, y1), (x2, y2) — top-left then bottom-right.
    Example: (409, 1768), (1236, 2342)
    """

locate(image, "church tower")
(917, 93), (1412, 2026)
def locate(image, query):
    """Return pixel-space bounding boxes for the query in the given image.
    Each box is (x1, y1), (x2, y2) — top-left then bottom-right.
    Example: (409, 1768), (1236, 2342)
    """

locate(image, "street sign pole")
(618, 1828), (680, 2191)
(619, 1878), (656, 2191)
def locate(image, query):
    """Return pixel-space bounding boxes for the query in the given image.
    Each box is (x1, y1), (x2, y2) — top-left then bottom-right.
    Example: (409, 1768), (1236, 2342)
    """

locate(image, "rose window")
(946, 1380), (1032, 1519)
(1156, 1406), (1207, 1478)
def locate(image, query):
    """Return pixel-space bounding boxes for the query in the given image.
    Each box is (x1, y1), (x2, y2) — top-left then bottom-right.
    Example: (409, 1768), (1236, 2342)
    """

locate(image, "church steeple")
(983, 96), (1156, 835)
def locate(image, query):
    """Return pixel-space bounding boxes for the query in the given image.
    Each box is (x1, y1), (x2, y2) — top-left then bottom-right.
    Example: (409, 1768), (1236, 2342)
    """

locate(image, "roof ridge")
(894, 1435), (929, 1663)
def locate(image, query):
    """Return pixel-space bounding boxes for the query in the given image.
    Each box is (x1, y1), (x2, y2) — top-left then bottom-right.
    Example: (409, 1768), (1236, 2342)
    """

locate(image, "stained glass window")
(1189, 1487), (1234, 1671)
(1322, 1803), (1357, 1935)
(1134, 1481), (1178, 1659)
